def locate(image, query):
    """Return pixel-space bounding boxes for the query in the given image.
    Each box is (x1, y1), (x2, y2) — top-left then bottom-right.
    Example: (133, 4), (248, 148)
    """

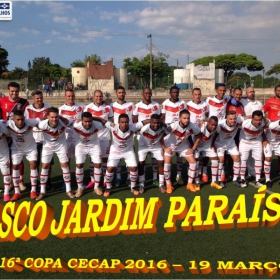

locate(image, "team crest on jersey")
(76, 106), (82, 112)
(17, 103), (22, 110)
(179, 104), (185, 109)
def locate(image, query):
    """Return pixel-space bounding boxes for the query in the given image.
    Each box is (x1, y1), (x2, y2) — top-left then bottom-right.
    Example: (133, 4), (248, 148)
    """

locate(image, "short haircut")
(169, 85), (179, 93)
(94, 90), (103, 95)
(118, 113), (129, 121)
(226, 110), (237, 117)
(32, 90), (43, 97)
(209, 116), (218, 123)
(252, 110), (263, 118)
(65, 89), (75, 95)
(143, 87), (151, 92)
(151, 114), (161, 120)
(13, 110), (24, 117)
(216, 84), (226, 90)
(48, 107), (59, 114)
(82, 112), (92, 119)
(179, 109), (190, 117)
(275, 85), (280, 92)
(192, 87), (201, 94)
(8, 82), (20, 90)
(116, 86), (125, 92)
(233, 87), (242, 93)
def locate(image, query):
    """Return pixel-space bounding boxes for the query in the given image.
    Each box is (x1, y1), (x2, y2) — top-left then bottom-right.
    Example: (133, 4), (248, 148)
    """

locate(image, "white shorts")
(42, 145), (68, 164)
(216, 141), (239, 157)
(0, 148), (10, 174)
(100, 140), (110, 159)
(164, 139), (192, 158)
(107, 146), (137, 167)
(138, 146), (164, 162)
(264, 142), (280, 157)
(11, 149), (38, 165)
(239, 139), (262, 161)
(75, 144), (102, 164)
(196, 146), (217, 158)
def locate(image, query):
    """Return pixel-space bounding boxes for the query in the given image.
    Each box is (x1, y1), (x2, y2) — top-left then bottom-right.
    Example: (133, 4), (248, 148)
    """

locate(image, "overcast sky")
(1, 1), (279, 76)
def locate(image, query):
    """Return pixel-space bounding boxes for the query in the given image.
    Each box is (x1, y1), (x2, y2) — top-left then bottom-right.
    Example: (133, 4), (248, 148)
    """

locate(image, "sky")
(1, 1), (280, 76)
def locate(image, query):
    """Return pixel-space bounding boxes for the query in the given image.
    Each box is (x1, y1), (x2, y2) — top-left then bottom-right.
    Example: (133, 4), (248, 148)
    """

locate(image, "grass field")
(1, 154), (280, 279)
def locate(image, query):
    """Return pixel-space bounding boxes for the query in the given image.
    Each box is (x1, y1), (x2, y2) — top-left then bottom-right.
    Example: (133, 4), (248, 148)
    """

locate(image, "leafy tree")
(70, 60), (85, 68)
(7, 67), (27, 79)
(266, 64), (280, 76)
(84, 54), (102, 65)
(0, 45), (9, 75)
(123, 52), (173, 88)
(192, 53), (264, 79)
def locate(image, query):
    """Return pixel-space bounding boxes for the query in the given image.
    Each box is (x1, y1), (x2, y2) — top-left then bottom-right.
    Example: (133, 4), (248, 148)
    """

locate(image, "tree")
(28, 60), (31, 70)
(0, 45), (9, 75)
(7, 67), (27, 79)
(192, 53), (264, 80)
(266, 64), (280, 76)
(70, 60), (85, 68)
(123, 52), (173, 88)
(84, 54), (102, 65)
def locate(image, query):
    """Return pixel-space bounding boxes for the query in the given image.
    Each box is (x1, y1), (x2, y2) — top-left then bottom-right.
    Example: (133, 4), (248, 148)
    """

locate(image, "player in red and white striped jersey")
(111, 86), (134, 186)
(37, 107), (75, 200)
(84, 90), (113, 188)
(73, 112), (107, 197)
(161, 86), (187, 183)
(162, 109), (201, 194)
(5, 110), (40, 201)
(138, 114), (166, 193)
(133, 87), (161, 186)
(206, 84), (230, 120)
(24, 90), (53, 190)
(215, 111), (242, 187)
(103, 114), (150, 197)
(59, 89), (85, 160)
(239, 110), (268, 188)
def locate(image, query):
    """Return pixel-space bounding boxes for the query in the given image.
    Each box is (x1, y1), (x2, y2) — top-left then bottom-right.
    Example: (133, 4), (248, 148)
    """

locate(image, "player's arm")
(262, 131), (269, 147)
(59, 115), (70, 125)
(91, 116), (107, 126)
(159, 133), (172, 155)
(192, 132), (201, 151)
(211, 132), (219, 152)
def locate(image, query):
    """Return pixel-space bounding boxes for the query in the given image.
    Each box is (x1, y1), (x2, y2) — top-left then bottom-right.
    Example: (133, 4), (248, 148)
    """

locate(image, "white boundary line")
(248, 182), (274, 194)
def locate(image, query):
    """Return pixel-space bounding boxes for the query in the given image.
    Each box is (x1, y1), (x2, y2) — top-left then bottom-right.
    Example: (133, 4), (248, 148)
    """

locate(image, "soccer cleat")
(115, 178), (121, 187)
(255, 180), (263, 188)
(210, 181), (223, 190)
(166, 184), (174, 194)
(94, 187), (103, 196)
(218, 181), (226, 189)
(66, 191), (75, 198)
(176, 175), (184, 185)
(159, 185), (166, 193)
(30, 191), (37, 199)
(266, 181), (272, 188)
(233, 180), (240, 187)
(202, 174), (208, 183)
(131, 187), (139, 196)
(19, 183), (26, 191)
(153, 179), (159, 187)
(36, 193), (46, 201)
(75, 188), (84, 198)
(86, 181), (95, 189)
(240, 179), (248, 188)
(186, 183), (198, 192)
(194, 183), (200, 191)
(103, 189), (111, 197)
(10, 193), (22, 201)
(139, 183), (145, 194)
(3, 194), (10, 202)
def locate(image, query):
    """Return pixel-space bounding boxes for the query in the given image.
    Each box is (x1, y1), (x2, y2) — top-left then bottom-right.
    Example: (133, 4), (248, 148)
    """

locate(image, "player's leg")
(89, 144), (103, 195)
(252, 141), (264, 187)
(263, 143), (273, 188)
(26, 149), (39, 199)
(10, 151), (23, 201)
(163, 150), (174, 194)
(138, 147), (148, 190)
(75, 162), (85, 197)
(175, 153), (184, 184)
(231, 154), (241, 187)
(239, 140), (250, 188)
(152, 157), (159, 185)
(183, 151), (198, 193)
(104, 163), (117, 197)
(100, 140), (110, 186)
(153, 148), (165, 193)
(1, 154), (11, 202)
(124, 151), (139, 195)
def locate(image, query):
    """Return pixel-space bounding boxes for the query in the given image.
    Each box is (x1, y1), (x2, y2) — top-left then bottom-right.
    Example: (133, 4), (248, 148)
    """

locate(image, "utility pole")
(147, 34), (152, 89)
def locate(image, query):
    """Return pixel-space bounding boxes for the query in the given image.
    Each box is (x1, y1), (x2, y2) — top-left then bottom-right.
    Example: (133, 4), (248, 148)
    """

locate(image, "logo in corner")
(0, 1), (12, 20)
